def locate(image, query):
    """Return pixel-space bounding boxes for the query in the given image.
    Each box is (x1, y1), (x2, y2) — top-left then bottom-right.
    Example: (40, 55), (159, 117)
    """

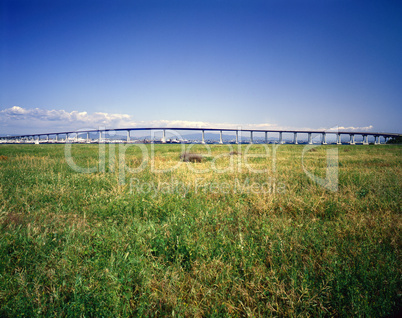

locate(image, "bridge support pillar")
(293, 133), (298, 144)
(363, 135), (368, 145)
(56, 134), (58, 142)
(162, 129), (166, 143)
(308, 133), (313, 144)
(250, 131), (253, 144)
(99, 131), (102, 143)
(219, 130), (223, 144)
(235, 130), (239, 144)
(321, 133), (327, 144)
(337, 134), (341, 144)
(349, 134), (355, 145)
(265, 132), (268, 143)
(279, 132), (283, 144)
(86, 132), (90, 143)
(201, 130), (205, 144)
(126, 130), (130, 143)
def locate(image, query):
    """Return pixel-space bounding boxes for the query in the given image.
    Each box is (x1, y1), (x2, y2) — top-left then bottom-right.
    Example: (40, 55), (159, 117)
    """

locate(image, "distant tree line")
(386, 136), (402, 144)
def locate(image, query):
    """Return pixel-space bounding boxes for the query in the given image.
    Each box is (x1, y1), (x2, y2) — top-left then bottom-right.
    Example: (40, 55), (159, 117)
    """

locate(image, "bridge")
(1, 127), (401, 145)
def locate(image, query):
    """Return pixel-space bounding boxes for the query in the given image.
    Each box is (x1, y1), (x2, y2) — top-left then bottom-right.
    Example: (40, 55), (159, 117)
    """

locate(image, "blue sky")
(1, 0), (401, 135)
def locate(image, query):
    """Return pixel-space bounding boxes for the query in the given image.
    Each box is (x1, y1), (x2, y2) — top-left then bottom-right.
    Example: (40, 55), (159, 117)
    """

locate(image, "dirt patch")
(180, 152), (203, 163)
(0, 155), (8, 161)
(1, 212), (25, 228)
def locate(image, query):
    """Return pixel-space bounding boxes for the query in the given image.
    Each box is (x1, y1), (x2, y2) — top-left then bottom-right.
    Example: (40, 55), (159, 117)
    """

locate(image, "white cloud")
(0, 106), (375, 134)
(0, 106), (283, 133)
(0, 106), (138, 133)
(326, 125), (374, 132)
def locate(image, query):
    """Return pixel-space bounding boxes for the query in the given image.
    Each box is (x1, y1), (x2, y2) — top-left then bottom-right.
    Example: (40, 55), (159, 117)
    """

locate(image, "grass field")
(0, 143), (401, 317)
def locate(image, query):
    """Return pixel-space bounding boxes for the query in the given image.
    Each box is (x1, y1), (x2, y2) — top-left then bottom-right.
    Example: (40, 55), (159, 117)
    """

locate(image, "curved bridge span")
(1, 127), (401, 145)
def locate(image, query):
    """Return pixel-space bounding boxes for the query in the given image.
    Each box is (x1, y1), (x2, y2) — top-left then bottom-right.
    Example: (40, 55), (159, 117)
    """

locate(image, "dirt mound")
(229, 151), (242, 155)
(180, 152), (203, 163)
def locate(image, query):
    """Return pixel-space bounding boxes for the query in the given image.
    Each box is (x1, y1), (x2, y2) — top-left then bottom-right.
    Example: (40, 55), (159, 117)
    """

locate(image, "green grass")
(0, 144), (401, 317)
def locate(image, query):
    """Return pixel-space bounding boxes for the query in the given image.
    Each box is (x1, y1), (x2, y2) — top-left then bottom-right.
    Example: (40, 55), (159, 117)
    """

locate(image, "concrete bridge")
(1, 127), (401, 145)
